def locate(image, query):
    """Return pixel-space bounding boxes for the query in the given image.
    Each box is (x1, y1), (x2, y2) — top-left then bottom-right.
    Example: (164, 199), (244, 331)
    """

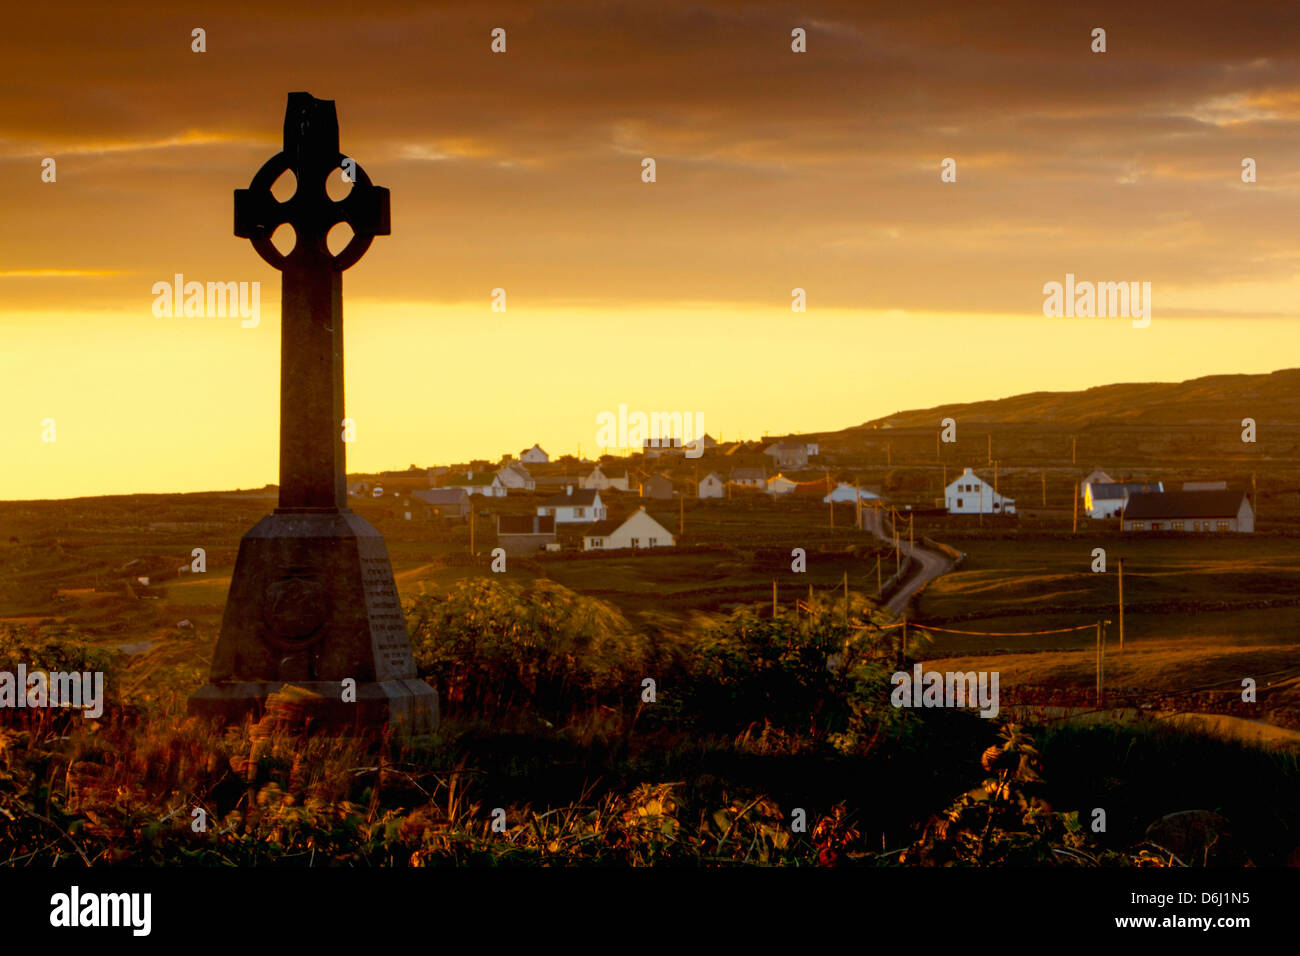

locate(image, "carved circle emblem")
(262, 573), (329, 651)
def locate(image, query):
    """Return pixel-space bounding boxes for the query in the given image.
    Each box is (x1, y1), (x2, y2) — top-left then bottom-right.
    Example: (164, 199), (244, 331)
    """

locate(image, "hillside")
(848, 368), (1300, 430)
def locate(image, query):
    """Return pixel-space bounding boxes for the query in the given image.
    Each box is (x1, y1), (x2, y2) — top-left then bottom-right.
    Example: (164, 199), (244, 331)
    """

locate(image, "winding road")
(863, 507), (959, 617)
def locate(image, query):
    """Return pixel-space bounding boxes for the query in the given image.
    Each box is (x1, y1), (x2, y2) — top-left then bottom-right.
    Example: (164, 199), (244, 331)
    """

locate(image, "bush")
(406, 579), (652, 721)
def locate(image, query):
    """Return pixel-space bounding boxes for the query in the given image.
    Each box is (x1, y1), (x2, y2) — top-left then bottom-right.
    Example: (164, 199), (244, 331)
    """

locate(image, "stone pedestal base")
(187, 509), (437, 735)
(189, 679), (438, 734)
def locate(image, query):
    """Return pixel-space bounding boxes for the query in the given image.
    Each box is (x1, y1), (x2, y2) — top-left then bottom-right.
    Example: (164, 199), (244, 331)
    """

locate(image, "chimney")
(566, 485), (573, 496)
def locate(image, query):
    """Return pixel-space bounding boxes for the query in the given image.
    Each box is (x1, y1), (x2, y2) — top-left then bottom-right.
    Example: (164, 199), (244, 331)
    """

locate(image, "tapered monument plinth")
(188, 92), (436, 734)
(189, 512), (438, 733)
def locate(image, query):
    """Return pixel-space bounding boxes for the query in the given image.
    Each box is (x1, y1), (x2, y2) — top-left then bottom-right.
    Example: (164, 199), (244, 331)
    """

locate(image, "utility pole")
(1117, 557), (1124, 654)
(469, 508), (474, 554)
(993, 460), (999, 495)
(987, 432), (991, 465)
(1071, 435), (1077, 465)
(1072, 483), (1078, 533)
(679, 492), (684, 536)
(909, 512), (914, 550)
(1096, 620), (1103, 707)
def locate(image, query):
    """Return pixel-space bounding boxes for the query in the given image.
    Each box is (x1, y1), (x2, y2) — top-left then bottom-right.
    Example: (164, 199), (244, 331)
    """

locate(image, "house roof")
(729, 467), (766, 480)
(541, 489), (600, 507)
(700, 472), (724, 482)
(1091, 481), (1160, 500)
(1123, 490), (1247, 520)
(581, 517), (624, 537)
(454, 473), (499, 487)
(583, 508), (673, 539)
(521, 444), (547, 456)
(411, 489), (468, 506)
(765, 440), (806, 452)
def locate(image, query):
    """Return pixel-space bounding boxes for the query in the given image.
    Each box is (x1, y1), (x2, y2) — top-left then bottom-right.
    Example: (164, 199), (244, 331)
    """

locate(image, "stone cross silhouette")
(234, 91), (390, 512)
(190, 93), (436, 734)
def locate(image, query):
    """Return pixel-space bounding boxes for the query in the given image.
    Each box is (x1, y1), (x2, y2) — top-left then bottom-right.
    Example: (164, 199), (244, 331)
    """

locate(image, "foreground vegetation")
(1, 581), (1297, 866)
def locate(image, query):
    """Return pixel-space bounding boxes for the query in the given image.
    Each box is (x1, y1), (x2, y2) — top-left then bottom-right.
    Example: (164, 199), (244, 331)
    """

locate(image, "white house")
(1080, 468), (1114, 500)
(495, 462), (535, 491)
(582, 507), (675, 551)
(764, 440), (809, 470)
(449, 471), (507, 498)
(538, 487), (605, 524)
(520, 444), (549, 465)
(766, 473), (798, 496)
(823, 482), (882, 504)
(1085, 481), (1162, 519)
(728, 466), (766, 488)
(698, 472), (725, 499)
(945, 468), (1015, 515)
(580, 464), (630, 492)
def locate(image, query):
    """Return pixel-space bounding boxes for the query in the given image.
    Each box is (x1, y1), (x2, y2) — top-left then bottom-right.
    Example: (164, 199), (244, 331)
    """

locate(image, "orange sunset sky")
(3, 1), (1300, 500)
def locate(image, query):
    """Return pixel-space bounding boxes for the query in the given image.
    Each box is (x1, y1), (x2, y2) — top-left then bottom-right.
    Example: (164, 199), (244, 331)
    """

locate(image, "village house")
(496, 514), (557, 555)
(1123, 490), (1254, 533)
(697, 472), (725, 499)
(520, 444), (549, 465)
(823, 482), (884, 504)
(764, 439), (810, 470)
(945, 467), (1015, 515)
(1084, 481), (1163, 519)
(581, 507), (676, 551)
(447, 470), (507, 498)
(410, 488), (470, 520)
(728, 466), (767, 488)
(640, 473), (675, 499)
(495, 462), (536, 491)
(643, 437), (686, 459)
(538, 487), (606, 524)
(579, 464), (630, 492)
(766, 473), (798, 496)
(1080, 468), (1114, 500)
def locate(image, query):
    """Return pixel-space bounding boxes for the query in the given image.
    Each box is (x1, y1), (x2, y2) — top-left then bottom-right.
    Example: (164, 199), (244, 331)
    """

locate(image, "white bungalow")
(582, 507), (675, 551)
(1085, 481), (1162, 520)
(580, 464), (630, 492)
(766, 473), (798, 496)
(537, 487), (606, 524)
(698, 472), (725, 499)
(945, 467), (1015, 515)
(823, 482), (883, 504)
(448, 471), (507, 498)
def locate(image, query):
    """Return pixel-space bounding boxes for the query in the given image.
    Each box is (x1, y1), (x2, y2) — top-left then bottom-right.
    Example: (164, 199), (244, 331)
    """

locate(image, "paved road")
(863, 507), (957, 617)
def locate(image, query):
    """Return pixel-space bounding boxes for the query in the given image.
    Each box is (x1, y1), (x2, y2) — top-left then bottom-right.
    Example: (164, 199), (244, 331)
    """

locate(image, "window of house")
(591, 538), (602, 548)
(631, 538), (640, 548)
(1151, 522), (1162, 531)
(956, 498), (963, 508)
(574, 507), (585, 518)
(649, 537), (658, 546)
(1134, 522), (1145, 530)
(1171, 521), (1183, 531)
(1217, 520), (1230, 531)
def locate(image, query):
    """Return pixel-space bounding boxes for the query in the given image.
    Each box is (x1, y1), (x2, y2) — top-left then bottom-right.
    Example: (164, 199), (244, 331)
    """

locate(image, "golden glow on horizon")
(3, 303), (1298, 501)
